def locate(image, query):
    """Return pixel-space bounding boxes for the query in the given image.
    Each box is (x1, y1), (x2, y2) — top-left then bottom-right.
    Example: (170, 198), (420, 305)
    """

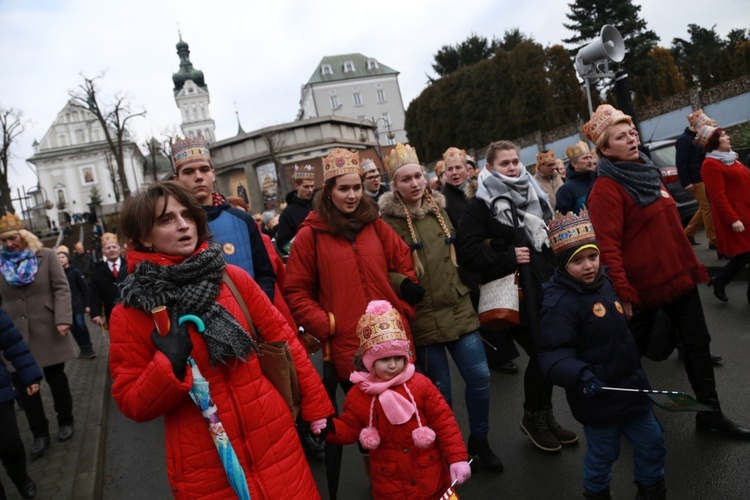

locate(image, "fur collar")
(379, 191), (446, 220)
(463, 178), (478, 200)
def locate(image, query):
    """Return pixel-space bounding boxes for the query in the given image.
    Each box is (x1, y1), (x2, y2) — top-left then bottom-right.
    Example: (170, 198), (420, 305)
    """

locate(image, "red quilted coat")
(284, 213), (417, 381)
(327, 371), (468, 499)
(701, 157), (750, 256)
(109, 248), (334, 499)
(588, 176), (708, 309)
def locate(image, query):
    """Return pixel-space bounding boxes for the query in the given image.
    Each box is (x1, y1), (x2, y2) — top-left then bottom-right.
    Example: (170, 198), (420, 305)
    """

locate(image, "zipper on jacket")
(351, 241), (373, 301)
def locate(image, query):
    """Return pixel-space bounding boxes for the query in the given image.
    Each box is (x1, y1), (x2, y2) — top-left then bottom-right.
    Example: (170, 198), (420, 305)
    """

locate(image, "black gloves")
(151, 320), (193, 381)
(581, 377), (604, 399)
(400, 279), (426, 305)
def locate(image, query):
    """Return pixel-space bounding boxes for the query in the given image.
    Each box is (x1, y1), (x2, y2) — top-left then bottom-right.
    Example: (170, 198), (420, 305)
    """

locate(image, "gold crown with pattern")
(582, 105), (632, 146)
(293, 164), (315, 181)
(434, 160), (446, 178)
(566, 141), (591, 160)
(687, 109), (716, 132)
(546, 208), (596, 254)
(385, 143), (420, 179)
(536, 150), (556, 165)
(361, 158), (378, 174)
(442, 147), (466, 168)
(695, 124), (718, 149)
(356, 303), (408, 354)
(171, 137), (211, 173)
(323, 148), (361, 181)
(0, 213), (24, 234)
(101, 232), (119, 246)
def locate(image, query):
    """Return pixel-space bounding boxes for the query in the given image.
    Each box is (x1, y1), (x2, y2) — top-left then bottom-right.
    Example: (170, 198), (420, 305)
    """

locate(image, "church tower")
(172, 34), (215, 142)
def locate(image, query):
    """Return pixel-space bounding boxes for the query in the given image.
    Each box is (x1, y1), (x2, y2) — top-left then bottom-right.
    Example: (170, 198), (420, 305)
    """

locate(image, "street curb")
(71, 337), (110, 498)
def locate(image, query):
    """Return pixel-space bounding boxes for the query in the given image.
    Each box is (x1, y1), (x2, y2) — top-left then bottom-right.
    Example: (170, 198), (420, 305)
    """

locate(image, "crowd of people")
(1, 103), (748, 499)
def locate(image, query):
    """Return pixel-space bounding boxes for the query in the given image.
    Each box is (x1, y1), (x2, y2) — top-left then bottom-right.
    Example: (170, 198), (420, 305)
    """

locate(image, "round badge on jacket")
(223, 242), (236, 255)
(660, 190), (669, 198)
(592, 302), (606, 318)
(615, 301), (624, 314)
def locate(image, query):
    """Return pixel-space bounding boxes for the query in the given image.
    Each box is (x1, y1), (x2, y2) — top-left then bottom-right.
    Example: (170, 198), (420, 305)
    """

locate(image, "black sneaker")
(520, 410), (561, 452)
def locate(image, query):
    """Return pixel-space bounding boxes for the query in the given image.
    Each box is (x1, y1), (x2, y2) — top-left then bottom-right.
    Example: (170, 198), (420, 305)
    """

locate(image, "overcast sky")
(1, 0), (748, 195)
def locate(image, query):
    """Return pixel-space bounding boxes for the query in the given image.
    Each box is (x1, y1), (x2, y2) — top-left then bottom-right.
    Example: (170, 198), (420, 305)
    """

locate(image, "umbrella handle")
(179, 315), (206, 332)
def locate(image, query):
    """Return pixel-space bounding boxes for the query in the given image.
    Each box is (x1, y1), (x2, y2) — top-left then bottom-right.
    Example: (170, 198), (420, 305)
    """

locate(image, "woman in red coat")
(585, 105), (750, 440)
(698, 125), (750, 303)
(284, 148), (420, 385)
(109, 181), (334, 499)
(325, 300), (470, 499)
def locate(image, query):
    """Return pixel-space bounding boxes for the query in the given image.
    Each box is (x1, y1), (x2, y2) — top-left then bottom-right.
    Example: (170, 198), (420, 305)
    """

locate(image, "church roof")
(306, 53), (398, 85)
(172, 36), (206, 95)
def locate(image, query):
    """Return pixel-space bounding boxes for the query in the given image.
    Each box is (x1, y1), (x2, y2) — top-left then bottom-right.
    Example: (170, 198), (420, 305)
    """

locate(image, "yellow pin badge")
(592, 302), (606, 318)
(223, 242), (236, 255)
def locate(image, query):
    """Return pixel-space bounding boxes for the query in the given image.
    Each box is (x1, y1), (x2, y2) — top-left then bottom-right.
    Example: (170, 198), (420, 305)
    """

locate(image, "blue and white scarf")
(0, 249), (39, 287)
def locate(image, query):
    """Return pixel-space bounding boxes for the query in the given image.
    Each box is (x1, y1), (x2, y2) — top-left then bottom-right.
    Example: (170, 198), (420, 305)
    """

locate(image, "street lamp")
(358, 117), (395, 167)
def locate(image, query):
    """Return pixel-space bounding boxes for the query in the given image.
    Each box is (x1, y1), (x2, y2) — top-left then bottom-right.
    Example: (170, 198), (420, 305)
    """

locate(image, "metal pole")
(584, 77), (594, 117)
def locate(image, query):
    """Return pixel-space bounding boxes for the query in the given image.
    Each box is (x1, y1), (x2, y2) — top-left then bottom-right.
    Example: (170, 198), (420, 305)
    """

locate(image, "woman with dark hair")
(698, 125), (750, 302)
(584, 104), (750, 439)
(109, 181), (334, 499)
(285, 148), (420, 386)
(457, 140), (578, 453)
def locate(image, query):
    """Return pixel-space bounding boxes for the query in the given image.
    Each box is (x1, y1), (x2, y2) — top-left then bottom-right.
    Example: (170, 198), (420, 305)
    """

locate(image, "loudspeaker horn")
(575, 24), (625, 77)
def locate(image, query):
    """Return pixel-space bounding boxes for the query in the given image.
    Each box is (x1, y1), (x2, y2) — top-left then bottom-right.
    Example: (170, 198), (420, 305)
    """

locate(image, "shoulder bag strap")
(222, 271), (264, 343)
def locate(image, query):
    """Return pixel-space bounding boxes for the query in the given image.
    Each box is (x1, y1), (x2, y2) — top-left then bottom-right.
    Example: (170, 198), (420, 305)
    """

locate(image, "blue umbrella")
(178, 314), (251, 500)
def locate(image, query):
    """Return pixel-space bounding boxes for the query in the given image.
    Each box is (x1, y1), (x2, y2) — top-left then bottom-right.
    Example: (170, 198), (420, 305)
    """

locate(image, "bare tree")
(0, 107), (24, 215)
(69, 74), (145, 198)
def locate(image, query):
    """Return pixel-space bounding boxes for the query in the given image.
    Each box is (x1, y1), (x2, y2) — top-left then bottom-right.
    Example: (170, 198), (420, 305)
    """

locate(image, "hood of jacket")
(378, 191), (447, 220)
(461, 178), (479, 200)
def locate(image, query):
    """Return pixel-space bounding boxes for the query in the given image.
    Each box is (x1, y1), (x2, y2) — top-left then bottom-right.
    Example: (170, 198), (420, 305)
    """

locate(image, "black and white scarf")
(120, 243), (259, 367)
(596, 152), (662, 208)
(475, 167), (553, 251)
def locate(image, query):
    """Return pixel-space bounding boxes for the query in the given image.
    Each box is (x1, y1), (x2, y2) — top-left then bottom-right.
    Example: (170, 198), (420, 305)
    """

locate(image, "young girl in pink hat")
(321, 300), (471, 499)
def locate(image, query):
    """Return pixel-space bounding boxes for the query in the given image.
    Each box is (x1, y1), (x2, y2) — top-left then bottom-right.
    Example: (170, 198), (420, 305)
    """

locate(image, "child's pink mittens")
(310, 418), (327, 435)
(449, 461), (471, 485)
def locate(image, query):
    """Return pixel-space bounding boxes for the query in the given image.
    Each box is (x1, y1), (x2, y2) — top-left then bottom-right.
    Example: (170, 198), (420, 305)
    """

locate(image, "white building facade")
(173, 36), (216, 142)
(298, 53), (408, 146)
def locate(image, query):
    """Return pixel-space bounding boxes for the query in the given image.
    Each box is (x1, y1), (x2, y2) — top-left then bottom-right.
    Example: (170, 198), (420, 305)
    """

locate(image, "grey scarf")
(597, 152), (662, 208)
(120, 243), (259, 367)
(706, 149), (739, 166)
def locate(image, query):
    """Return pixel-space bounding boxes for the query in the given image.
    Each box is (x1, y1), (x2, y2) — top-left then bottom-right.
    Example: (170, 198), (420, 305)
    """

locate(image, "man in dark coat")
(276, 164), (315, 256)
(90, 233), (128, 327)
(69, 242), (94, 284)
(555, 141), (597, 215)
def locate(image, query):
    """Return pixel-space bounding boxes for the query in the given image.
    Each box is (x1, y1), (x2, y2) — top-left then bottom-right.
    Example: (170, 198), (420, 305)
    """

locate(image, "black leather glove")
(400, 279), (426, 305)
(151, 320), (193, 381)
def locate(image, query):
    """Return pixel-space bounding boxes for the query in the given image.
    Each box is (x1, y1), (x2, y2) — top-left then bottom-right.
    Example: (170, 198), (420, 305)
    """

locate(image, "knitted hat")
(385, 143), (420, 179)
(695, 124), (718, 149)
(465, 154), (476, 168)
(442, 147), (466, 168)
(582, 105), (633, 147)
(361, 158), (378, 175)
(171, 137), (211, 174)
(357, 300), (410, 372)
(566, 141), (591, 161)
(0, 213), (24, 235)
(687, 109), (716, 132)
(293, 164), (315, 181)
(101, 232), (119, 246)
(547, 208), (598, 268)
(322, 148), (361, 181)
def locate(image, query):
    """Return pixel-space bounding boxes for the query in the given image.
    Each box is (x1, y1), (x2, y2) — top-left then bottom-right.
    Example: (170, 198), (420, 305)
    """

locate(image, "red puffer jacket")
(109, 249), (334, 499)
(701, 157), (750, 256)
(327, 371), (468, 499)
(284, 213), (417, 381)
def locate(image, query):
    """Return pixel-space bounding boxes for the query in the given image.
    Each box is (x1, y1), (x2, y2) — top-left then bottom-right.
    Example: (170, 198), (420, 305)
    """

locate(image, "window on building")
(343, 61), (355, 73)
(377, 89), (386, 102)
(353, 93), (362, 106)
(381, 113), (391, 126)
(330, 95), (340, 109)
(387, 136), (396, 146)
(321, 64), (333, 76)
(367, 59), (378, 70)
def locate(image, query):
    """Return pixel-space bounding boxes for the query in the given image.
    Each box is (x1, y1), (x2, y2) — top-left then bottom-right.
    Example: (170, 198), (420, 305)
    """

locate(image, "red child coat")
(109, 252), (334, 500)
(701, 157), (750, 256)
(327, 371), (468, 499)
(284, 213), (417, 381)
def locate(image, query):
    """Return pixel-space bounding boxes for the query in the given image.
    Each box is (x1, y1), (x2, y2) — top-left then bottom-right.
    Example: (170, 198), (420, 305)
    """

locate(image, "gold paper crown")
(385, 143), (420, 179)
(582, 105), (632, 146)
(566, 141), (591, 160)
(688, 109), (715, 132)
(0, 213), (24, 234)
(547, 208), (596, 255)
(536, 150), (556, 165)
(171, 137), (211, 173)
(293, 164), (316, 181)
(360, 158), (378, 174)
(101, 232), (119, 246)
(356, 305), (408, 353)
(323, 148), (361, 181)
(695, 124), (718, 149)
(442, 147), (466, 168)
(434, 160), (446, 178)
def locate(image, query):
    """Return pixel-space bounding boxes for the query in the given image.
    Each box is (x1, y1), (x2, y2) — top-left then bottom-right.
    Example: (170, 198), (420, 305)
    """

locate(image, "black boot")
(708, 277), (728, 302)
(696, 411), (750, 439)
(635, 479), (666, 500)
(11, 476), (36, 499)
(467, 434), (504, 473)
(583, 486), (611, 499)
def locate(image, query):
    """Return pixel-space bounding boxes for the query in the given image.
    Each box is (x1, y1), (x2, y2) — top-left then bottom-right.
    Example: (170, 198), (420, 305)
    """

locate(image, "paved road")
(103, 241), (750, 499)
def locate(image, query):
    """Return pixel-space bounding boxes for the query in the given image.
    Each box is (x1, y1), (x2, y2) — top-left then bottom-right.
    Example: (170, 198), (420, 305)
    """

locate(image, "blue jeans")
(583, 410), (666, 493)
(71, 312), (92, 348)
(415, 331), (491, 439)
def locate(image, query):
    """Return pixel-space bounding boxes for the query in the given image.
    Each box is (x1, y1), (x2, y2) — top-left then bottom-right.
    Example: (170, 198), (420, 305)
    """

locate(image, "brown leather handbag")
(223, 272), (302, 419)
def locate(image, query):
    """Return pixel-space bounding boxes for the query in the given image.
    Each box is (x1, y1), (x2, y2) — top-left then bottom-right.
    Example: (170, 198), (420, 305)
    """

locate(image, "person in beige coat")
(534, 150), (564, 209)
(0, 214), (75, 461)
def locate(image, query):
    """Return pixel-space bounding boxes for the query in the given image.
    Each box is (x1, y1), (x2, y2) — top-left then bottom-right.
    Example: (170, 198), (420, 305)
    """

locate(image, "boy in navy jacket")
(538, 209), (666, 500)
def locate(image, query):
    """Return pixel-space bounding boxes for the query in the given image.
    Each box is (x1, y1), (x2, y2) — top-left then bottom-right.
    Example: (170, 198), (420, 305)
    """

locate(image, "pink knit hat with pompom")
(356, 300), (411, 371)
